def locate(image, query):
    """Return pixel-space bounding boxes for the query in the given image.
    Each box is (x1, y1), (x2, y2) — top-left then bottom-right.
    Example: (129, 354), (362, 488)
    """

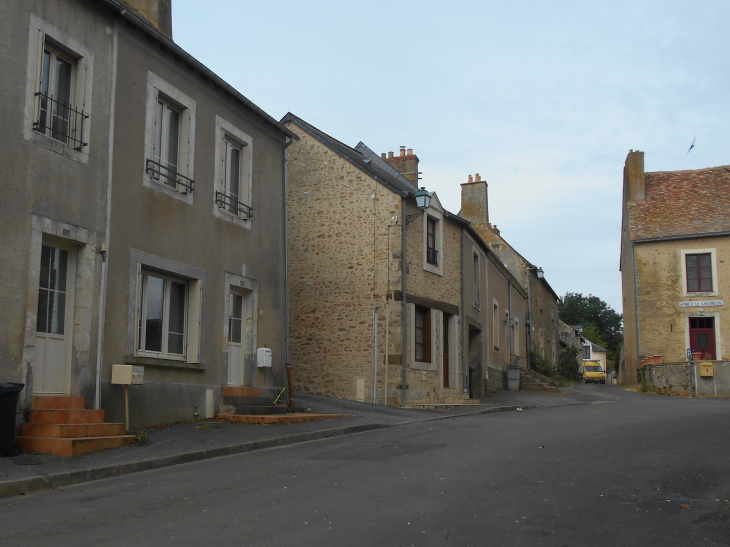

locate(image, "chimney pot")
(406, 148), (413, 156)
(468, 175), (473, 183)
(388, 151), (394, 159)
(475, 173), (481, 182)
(381, 153), (386, 159)
(399, 148), (405, 157)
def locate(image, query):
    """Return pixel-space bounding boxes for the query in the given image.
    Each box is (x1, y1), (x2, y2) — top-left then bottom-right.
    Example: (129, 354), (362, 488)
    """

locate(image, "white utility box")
(257, 348), (272, 368)
(111, 364), (144, 385)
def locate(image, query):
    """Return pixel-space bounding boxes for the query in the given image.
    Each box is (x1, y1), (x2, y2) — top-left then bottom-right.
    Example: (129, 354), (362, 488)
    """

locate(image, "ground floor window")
(415, 307), (431, 362)
(137, 271), (188, 358)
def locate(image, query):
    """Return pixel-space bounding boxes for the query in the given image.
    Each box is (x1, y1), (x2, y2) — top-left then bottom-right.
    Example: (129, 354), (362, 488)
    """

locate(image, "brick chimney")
(625, 150), (645, 202)
(460, 173), (489, 225)
(384, 146), (420, 185)
(123, 0), (173, 40)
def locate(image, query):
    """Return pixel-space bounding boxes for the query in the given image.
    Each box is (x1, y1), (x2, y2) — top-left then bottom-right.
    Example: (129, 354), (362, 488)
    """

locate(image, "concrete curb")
(0, 400), (607, 499)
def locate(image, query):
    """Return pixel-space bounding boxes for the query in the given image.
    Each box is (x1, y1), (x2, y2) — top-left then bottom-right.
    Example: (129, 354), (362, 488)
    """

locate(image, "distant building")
(620, 150), (730, 382)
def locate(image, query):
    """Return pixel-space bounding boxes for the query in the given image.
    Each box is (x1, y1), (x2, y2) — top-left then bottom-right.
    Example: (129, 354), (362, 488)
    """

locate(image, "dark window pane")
(48, 247), (67, 291)
(166, 107), (180, 178)
(229, 318), (242, 344)
(688, 278), (699, 292)
(168, 281), (186, 335)
(697, 333), (709, 349)
(144, 275), (164, 352)
(52, 57), (72, 141)
(690, 318), (698, 328)
(154, 101), (164, 167)
(168, 333), (184, 355)
(37, 288), (49, 333)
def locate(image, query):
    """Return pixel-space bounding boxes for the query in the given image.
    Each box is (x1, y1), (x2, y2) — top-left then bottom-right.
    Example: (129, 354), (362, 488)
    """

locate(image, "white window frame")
(24, 14), (94, 164)
(422, 208), (444, 276)
(680, 248), (718, 297)
(128, 251), (204, 366)
(136, 270), (189, 360)
(213, 116), (253, 229)
(143, 72), (196, 204)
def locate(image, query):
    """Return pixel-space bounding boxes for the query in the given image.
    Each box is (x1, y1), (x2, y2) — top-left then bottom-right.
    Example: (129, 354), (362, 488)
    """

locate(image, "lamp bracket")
(405, 212), (424, 226)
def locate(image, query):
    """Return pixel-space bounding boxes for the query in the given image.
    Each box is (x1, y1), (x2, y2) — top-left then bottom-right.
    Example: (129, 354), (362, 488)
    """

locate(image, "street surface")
(1, 385), (729, 546)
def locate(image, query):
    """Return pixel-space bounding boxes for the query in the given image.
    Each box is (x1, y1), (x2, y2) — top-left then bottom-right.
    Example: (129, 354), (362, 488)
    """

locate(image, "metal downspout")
(284, 136), (294, 366)
(508, 278), (513, 365)
(94, 21), (118, 410)
(461, 226), (467, 393)
(401, 196), (408, 407)
(526, 272), (532, 369)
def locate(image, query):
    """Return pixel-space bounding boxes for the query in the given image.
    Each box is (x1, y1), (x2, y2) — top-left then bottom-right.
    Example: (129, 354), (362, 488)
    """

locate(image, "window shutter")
(424, 309), (432, 363)
(133, 263), (142, 356)
(186, 278), (203, 364)
(152, 88), (159, 159)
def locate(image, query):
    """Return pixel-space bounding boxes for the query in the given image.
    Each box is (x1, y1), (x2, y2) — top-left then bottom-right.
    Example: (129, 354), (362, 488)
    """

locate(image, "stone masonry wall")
(634, 236), (730, 364)
(286, 125), (404, 402)
(644, 363), (689, 395)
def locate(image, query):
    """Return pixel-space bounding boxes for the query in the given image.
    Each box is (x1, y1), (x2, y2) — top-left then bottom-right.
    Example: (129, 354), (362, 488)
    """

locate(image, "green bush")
(558, 346), (580, 380)
(529, 347), (553, 377)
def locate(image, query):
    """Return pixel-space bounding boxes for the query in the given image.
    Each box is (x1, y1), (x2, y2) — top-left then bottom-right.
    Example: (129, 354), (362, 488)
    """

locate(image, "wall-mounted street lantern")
(537, 267), (544, 279)
(405, 187), (432, 225)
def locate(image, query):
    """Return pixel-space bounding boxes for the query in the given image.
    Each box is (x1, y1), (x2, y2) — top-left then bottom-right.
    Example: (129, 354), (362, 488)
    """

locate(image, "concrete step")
(17, 435), (134, 457)
(28, 409), (105, 424)
(223, 386), (261, 398)
(21, 422), (126, 438)
(31, 396), (86, 410)
(215, 413), (348, 425)
(229, 405), (288, 416)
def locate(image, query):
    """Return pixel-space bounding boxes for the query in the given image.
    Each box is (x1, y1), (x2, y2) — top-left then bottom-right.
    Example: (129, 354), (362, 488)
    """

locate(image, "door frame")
(34, 236), (77, 395)
(222, 272), (258, 388)
(684, 312), (722, 361)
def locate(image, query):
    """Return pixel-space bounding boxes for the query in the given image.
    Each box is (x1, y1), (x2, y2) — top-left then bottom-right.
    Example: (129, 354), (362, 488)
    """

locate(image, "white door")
(227, 291), (245, 386)
(34, 242), (75, 394)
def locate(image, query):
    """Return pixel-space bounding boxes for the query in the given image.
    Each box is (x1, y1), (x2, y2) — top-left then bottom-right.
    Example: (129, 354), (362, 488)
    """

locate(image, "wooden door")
(690, 317), (716, 360)
(34, 243), (75, 394)
(442, 315), (449, 387)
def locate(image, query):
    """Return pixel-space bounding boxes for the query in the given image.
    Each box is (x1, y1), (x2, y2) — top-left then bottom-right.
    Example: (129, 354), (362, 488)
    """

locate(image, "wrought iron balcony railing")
(216, 191), (253, 221)
(146, 159), (195, 193)
(427, 247), (438, 265)
(34, 92), (88, 149)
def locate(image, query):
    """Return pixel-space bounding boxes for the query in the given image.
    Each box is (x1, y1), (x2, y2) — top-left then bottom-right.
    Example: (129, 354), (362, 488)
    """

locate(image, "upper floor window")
(427, 217), (438, 265)
(472, 251), (480, 308)
(214, 116), (253, 228)
(686, 253), (712, 293)
(493, 302), (499, 349)
(24, 16), (94, 163)
(583, 345), (591, 360)
(143, 73), (196, 202)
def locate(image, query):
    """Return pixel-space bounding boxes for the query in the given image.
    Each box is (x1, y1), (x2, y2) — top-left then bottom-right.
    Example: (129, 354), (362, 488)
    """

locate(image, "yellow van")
(583, 362), (606, 384)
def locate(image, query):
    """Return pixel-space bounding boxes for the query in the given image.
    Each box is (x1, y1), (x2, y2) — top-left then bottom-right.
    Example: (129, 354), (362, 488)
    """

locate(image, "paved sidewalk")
(0, 386), (618, 498)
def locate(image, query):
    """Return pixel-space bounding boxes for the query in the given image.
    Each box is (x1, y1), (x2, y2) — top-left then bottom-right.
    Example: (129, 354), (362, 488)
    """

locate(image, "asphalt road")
(1, 385), (729, 546)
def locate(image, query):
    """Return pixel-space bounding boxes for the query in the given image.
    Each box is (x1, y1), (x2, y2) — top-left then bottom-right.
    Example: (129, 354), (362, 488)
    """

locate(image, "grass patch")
(554, 377), (578, 388)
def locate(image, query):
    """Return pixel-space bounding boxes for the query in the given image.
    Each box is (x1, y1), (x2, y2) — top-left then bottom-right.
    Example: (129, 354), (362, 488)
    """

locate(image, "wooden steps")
(17, 396), (134, 457)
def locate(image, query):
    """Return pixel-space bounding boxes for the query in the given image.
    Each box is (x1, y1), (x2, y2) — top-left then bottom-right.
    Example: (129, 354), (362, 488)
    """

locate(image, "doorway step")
(216, 387), (348, 425)
(17, 396), (134, 457)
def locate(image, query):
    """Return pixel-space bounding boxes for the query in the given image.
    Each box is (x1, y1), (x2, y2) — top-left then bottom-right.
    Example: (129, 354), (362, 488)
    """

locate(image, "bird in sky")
(687, 137), (696, 154)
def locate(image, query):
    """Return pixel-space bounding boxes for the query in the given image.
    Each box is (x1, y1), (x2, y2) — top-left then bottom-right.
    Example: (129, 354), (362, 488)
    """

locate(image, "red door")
(690, 317), (716, 360)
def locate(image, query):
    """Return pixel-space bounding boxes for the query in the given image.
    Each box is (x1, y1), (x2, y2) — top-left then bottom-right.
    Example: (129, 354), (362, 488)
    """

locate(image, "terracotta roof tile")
(629, 165), (730, 240)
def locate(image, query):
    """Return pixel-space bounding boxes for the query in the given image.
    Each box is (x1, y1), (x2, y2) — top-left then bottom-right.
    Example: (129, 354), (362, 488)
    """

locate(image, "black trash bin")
(0, 383), (24, 457)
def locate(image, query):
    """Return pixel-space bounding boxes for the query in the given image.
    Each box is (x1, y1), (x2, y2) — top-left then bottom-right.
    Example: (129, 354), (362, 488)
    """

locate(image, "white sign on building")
(678, 300), (724, 308)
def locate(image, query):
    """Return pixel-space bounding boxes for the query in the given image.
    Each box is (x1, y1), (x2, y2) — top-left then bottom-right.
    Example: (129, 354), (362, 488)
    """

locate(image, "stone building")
(620, 150), (730, 386)
(460, 175), (561, 370)
(0, 0), (294, 440)
(558, 320), (582, 374)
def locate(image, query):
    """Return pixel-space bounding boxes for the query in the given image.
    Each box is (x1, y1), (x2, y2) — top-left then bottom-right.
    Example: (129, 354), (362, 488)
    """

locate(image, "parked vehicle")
(583, 362), (606, 384)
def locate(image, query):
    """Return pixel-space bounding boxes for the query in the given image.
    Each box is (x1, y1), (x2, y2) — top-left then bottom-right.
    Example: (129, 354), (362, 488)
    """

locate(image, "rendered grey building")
(1, 0), (294, 427)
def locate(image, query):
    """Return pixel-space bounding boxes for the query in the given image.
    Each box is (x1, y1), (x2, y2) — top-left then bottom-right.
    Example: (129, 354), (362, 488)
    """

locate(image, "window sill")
(684, 291), (718, 298)
(125, 356), (206, 371)
(25, 130), (89, 164)
(411, 361), (437, 371)
(143, 175), (194, 205)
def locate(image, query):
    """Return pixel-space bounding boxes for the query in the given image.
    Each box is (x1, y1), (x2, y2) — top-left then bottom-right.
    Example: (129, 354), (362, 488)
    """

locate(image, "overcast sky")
(173, 0), (729, 314)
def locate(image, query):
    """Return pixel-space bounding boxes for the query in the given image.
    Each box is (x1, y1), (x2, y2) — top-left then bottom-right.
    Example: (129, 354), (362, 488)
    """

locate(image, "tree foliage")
(558, 346), (581, 380)
(558, 292), (623, 361)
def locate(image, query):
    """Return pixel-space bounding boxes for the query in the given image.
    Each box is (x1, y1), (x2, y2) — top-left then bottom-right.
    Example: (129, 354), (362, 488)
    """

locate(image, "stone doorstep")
(31, 396), (85, 410)
(17, 435), (135, 457)
(21, 422), (127, 438)
(215, 413), (349, 425)
(405, 403), (485, 410)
